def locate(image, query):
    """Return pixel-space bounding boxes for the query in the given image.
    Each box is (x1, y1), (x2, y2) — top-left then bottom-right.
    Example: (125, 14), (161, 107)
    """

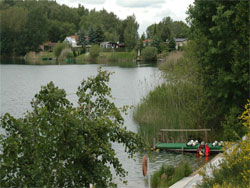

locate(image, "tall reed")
(134, 46), (207, 145)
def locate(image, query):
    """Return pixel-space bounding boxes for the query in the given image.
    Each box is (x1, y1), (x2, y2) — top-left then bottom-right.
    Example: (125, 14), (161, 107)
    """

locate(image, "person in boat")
(197, 141), (210, 157)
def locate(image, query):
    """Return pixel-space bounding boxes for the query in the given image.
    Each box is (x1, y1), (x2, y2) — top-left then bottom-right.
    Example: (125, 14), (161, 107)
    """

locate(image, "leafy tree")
(187, 0), (249, 133)
(89, 44), (101, 60)
(95, 25), (105, 43)
(0, 68), (144, 188)
(123, 15), (139, 50)
(104, 31), (119, 42)
(88, 26), (96, 44)
(146, 16), (189, 42)
(141, 33), (146, 42)
(77, 28), (86, 46)
(151, 35), (161, 53)
(25, 6), (48, 52)
(141, 47), (158, 62)
(0, 6), (27, 56)
(53, 42), (67, 59)
(171, 21), (189, 38)
(168, 37), (176, 51)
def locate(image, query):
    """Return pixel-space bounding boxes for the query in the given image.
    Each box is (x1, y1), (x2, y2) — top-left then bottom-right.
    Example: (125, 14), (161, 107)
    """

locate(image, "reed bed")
(134, 47), (206, 145)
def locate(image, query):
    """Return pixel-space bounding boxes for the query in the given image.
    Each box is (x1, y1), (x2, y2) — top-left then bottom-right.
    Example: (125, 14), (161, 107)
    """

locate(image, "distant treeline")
(0, 0), (139, 56)
(0, 0), (189, 57)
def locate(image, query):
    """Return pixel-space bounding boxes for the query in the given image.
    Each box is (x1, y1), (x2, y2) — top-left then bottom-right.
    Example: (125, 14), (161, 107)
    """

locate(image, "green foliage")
(123, 15), (139, 50)
(151, 161), (192, 188)
(135, 45), (207, 144)
(25, 6), (48, 52)
(168, 37), (176, 51)
(77, 28), (86, 46)
(95, 25), (105, 44)
(151, 35), (161, 53)
(80, 45), (86, 54)
(141, 47), (158, 62)
(187, 0), (250, 133)
(0, 6), (28, 56)
(89, 45), (101, 60)
(0, 68), (144, 188)
(146, 17), (189, 41)
(53, 42), (67, 58)
(99, 52), (136, 67)
(222, 107), (247, 141)
(88, 26), (97, 44)
(198, 101), (250, 188)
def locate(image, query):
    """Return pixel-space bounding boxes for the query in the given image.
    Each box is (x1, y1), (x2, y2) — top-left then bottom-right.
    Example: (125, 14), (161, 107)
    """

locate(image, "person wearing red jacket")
(197, 141), (210, 157)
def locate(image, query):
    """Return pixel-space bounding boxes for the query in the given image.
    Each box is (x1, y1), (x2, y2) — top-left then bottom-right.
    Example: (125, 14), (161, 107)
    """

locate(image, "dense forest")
(187, 0), (249, 139)
(0, 0), (139, 56)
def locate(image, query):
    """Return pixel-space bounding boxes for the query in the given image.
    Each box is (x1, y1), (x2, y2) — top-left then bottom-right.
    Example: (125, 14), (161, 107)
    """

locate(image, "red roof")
(72, 35), (78, 40)
(143, 39), (152, 43)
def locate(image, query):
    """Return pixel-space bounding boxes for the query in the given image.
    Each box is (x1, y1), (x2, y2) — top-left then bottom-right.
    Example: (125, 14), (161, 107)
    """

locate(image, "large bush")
(141, 47), (158, 62)
(53, 42), (67, 59)
(89, 45), (100, 61)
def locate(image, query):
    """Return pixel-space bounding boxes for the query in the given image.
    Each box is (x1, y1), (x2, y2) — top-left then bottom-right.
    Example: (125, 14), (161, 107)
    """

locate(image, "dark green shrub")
(141, 47), (157, 62)
(80, 45), (86, 54)
(53, 42), (67, 59)
(168, 37), (176, 52)
(90, 45), (100, 61)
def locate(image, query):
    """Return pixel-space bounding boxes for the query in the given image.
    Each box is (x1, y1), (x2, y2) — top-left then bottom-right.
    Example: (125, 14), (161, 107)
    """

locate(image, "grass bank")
(99, 52), (136, 67)
(26, 51), (77, 65)
(26, 51), (57, 65)
(134, 46), (210, 145)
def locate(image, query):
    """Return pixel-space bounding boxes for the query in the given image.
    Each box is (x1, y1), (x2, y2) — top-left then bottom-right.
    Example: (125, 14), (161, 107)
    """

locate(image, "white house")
(64, 36), (81, 48)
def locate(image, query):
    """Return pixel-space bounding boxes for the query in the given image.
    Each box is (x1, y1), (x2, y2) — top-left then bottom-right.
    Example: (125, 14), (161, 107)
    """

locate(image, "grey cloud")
(155, 9), (175, 19)
(116, 0), (165, 8)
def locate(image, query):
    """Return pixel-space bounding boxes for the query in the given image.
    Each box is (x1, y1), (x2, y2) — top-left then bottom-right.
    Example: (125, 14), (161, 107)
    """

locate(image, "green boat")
(155, 142), (223, 152)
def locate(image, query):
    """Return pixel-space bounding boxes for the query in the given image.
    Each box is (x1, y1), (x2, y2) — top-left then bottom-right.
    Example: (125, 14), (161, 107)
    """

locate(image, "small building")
(40, 41), (57, 52)
(118, 43), (125, 48)
(175, 38), (187, 49)
(143, 39), (152, 47)
(64, 35), (81, 48)
(166, 38), (187, 50)
(100, 42), (119, 49)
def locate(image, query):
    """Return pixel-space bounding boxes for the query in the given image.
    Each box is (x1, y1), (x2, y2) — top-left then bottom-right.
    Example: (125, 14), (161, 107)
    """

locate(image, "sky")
(56, 0), (194, 36)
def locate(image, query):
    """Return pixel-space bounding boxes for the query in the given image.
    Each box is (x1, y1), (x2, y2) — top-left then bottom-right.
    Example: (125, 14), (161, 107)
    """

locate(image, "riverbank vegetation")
(134, 46), (207, 144)
(151, 161), (192, 188)
(198, 101), (250, 188)
(134, 0), (249, 145)
(141, 47), (158, 62)
(99, 52), (136, 67)
(0, 68), (144, 187)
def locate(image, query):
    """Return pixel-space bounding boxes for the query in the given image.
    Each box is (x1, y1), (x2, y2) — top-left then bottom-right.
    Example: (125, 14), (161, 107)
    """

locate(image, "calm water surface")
(0, 64), (209, 187)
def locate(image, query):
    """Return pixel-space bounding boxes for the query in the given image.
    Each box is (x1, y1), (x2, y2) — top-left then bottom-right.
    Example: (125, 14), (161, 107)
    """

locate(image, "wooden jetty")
(154, 129), (223, 152)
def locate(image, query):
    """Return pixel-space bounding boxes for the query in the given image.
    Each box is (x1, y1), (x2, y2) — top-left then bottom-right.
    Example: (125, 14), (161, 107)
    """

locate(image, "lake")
(0, 64), (209, 187)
